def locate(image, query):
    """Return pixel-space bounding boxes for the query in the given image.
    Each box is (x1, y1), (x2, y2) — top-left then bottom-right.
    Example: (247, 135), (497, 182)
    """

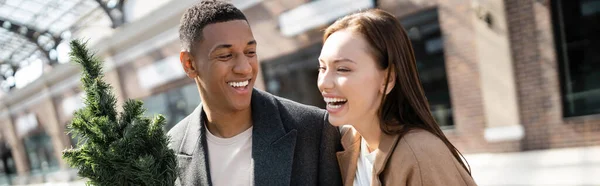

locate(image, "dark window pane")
(144, 83), (201, 131)
(401, 8), (454, 127)
(0, 141), (16, 183)
(552, 0), (600, 117)
(262, 43), (325, 108)
(263, 8), (453, 127)
(23, 132), (59, 174)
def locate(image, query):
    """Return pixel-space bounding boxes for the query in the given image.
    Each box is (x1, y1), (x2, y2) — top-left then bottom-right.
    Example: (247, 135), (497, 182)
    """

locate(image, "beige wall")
(472, 0), (523, 145)
(474, 0), (520, 127)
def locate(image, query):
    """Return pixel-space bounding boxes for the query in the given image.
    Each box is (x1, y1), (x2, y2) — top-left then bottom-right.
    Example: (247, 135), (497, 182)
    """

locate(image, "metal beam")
(0, 19), (62, 92)
(0, 19), (61, 65)
(94, 0), (126, 28)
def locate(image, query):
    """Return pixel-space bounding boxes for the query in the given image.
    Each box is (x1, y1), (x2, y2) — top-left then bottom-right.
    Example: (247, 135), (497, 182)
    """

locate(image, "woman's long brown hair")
(323, 9), (471, 175)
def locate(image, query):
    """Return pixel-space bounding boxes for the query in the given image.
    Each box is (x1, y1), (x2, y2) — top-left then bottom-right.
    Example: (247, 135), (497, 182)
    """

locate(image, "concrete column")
(30, 94), (69, 169)
(0, 107), (29, 175)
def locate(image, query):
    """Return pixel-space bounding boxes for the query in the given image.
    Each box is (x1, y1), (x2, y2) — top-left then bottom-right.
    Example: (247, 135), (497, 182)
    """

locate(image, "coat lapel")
(251, 90), (297, 186)
(336, 126), (361, 186)
(177, 105), (212, 186)
(371, 132), (400, 186)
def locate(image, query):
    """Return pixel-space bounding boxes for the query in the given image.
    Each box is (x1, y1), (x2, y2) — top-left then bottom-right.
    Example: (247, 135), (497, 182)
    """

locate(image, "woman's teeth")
(324, 97), (347, 103)
(329, 104), (342, 109)
(324, 97), (347, 108)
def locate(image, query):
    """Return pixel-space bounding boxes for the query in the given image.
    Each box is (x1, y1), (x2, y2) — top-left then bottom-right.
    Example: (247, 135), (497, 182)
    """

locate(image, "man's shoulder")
(256, 89), (326, 119)
(167, 113), (192, 152)
(276, 96), (325, 117)
(273, 96), (327, 126)
(168, 114), (190, 137)
(256, 89), (327, 129)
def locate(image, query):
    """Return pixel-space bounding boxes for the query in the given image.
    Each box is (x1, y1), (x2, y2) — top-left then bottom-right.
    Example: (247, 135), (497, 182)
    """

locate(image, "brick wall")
(379, 0), (522, 153)
(110, 0), (600, 153)
(506, 0), (600, 150)
(433, 0), (490, 153)
(248, 0), (521, 153)
(382, 0), (600, 153)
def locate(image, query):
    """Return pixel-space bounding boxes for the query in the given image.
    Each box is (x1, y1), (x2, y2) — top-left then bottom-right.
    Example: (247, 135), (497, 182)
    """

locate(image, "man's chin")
(227, 99), (252, 111)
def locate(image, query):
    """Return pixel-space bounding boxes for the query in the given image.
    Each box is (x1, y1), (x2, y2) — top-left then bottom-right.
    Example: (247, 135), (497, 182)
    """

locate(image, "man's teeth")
(228, 80), (249, 87)
(324, 97), (347, 103)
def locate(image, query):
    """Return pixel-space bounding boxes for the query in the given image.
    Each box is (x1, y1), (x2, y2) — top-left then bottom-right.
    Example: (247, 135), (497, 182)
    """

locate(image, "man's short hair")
(179, 0), (248, 53)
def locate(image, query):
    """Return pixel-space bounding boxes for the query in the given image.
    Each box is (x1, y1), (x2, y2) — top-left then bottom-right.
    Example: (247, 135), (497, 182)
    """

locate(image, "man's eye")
(218, 54), (233, 60)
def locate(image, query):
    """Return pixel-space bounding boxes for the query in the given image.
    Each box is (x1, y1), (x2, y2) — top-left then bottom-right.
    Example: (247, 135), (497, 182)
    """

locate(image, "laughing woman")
(318, 9), (477, 186)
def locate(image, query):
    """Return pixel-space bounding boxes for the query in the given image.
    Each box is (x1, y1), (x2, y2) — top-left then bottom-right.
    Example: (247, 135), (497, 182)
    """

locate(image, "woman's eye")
(337, 68), (351, 72)
(318, 66), (326, 72)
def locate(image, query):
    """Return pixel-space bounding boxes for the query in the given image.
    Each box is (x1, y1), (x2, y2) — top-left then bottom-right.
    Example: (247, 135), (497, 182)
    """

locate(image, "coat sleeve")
(318, 112), (344, 186)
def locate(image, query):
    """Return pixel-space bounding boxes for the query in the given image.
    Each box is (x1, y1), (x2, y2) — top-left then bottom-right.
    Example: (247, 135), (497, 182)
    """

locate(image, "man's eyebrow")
(209, 44), (233, 54)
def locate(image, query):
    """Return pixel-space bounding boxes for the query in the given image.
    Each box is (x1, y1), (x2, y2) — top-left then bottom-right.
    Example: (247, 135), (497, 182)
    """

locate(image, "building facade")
(0, 0), (598, 184)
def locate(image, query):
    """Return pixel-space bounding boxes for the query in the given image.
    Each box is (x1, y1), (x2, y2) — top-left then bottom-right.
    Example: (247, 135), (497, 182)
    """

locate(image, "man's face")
(181, 20), (258, 113)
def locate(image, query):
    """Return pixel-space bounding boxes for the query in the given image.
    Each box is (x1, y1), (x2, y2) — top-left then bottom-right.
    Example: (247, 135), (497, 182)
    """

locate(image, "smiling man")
(167, 1), (342, 186)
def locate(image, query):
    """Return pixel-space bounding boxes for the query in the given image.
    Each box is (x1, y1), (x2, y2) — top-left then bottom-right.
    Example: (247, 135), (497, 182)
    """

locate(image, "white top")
(206, 126), (254, 186)
(354, 138), (378, 186)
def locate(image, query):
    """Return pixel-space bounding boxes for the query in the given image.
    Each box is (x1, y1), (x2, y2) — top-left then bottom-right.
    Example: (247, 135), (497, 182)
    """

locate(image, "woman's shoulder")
(389, 129), (476, 185)
(395, 128), (454, 159)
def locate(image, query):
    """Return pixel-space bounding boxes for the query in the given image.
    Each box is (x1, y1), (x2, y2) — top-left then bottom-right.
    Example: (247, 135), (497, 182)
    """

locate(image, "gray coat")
(167, 89), (342, 186)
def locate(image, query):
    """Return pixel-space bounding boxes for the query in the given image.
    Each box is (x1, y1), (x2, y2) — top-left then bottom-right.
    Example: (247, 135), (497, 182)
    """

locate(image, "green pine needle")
(63, 40), (177, 186)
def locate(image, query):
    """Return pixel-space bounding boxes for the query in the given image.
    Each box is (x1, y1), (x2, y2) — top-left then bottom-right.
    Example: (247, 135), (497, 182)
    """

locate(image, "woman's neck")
(352, 115), (382, 153)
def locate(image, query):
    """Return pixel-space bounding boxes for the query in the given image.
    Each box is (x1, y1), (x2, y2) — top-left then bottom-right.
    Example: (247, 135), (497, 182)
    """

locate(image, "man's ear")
(180, 51), (197, 78)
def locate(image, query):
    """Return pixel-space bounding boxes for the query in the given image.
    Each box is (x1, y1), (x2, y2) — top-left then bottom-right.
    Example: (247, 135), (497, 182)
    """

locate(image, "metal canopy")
(0, 0), (125, 92)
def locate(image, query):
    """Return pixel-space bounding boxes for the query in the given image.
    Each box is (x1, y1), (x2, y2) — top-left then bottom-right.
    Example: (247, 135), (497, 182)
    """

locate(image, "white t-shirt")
(206, 126), (254, 186)
(354, 138), (377, 186)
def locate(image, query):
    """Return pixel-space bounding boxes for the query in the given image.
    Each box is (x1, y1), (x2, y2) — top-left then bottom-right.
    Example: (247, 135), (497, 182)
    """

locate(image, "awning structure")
(0, 0), (125, 92)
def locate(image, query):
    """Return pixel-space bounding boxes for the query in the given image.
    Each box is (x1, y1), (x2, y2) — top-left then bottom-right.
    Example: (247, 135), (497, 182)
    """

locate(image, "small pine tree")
(62, 40), (177, 186)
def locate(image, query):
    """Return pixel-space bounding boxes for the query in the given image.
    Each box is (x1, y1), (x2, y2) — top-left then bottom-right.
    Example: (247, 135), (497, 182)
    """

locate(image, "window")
(143, 83), (201, 131)
(23, 132), (59, 174)
(263, 9), (452, 127)
(401, 8), (454, 127)
(261, 43), (325, 108)
(66, 128), (82, 148)
(0, 141), (15, 185)
(552, 0), (600, 117)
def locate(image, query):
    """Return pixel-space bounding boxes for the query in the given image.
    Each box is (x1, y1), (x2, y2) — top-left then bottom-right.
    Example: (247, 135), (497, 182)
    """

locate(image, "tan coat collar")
(372, 131), (401, 186)
(337, 127), (401, 186)
(336, 127), (360, 185)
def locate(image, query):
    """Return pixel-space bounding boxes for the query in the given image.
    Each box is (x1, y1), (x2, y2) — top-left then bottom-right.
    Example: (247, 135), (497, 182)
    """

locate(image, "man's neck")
(203, 103), (253, 138)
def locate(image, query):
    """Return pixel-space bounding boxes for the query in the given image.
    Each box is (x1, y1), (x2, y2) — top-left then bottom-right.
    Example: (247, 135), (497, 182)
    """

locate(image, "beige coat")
(337, 126), (477, 186)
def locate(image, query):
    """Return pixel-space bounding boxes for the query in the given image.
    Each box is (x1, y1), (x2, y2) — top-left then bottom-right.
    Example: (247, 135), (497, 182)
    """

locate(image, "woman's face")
(318, 30), (390, 126)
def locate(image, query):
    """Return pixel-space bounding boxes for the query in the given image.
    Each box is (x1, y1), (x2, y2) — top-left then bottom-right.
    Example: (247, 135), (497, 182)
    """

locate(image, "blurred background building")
(0, 0), (598, 185)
